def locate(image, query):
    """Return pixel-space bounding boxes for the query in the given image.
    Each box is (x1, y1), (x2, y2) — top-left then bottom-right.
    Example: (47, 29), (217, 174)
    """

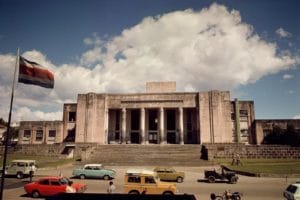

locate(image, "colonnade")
(107, 107), (185, 144)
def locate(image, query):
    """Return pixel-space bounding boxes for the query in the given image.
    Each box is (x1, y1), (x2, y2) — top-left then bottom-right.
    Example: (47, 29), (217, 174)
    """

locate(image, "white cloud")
(13, 107), (62, 121)
(83, 33), (104, 46)
(0, 3), (298, 122)
(288, 90), (295, 94)
(276, 27), (292, 38)
(283, 74), (294, 80)
(293, 115), (300, 119)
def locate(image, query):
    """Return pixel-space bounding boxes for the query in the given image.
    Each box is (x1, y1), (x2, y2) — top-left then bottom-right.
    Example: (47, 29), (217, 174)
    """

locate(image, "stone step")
(85, 144), (209, 166)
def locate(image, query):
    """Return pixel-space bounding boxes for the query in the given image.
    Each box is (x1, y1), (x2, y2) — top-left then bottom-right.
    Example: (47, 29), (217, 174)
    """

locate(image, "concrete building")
(18, 82), (256, 145)
(255, 119), (300, 144)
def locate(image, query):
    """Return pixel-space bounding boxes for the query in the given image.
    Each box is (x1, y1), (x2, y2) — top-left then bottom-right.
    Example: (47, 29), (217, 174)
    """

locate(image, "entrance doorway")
(167, 132), (176, 144)
(130, 131), (140, 144)
(166, 109), (176, 144)
(130, 109), (140, 144)
(148, 109), (158, 144)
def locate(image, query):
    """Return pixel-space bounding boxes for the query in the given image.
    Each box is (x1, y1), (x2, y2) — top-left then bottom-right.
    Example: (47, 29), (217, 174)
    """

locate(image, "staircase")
(86, 144), (211, 166)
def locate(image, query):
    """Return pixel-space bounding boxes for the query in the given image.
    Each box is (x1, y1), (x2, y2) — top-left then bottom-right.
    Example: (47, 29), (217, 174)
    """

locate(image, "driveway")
(1, 165), (297, 200)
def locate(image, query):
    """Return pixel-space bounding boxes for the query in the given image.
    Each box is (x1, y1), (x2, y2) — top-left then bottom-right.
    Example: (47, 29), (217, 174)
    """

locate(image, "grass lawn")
(214, 159), (300, 175)
(2, 154), (73, 168)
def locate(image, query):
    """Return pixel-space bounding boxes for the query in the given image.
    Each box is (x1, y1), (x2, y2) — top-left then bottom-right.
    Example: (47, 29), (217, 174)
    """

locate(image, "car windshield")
(59, 177), (69, 185)
(286, 185), (298, 193)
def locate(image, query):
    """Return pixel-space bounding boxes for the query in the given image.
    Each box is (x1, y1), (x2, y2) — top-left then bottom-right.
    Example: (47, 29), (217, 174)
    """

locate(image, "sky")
(0, 0), (299, 122)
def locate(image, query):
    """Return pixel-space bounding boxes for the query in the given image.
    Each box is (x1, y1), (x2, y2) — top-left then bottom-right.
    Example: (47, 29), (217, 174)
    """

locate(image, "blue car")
(72, 164), (116, 180)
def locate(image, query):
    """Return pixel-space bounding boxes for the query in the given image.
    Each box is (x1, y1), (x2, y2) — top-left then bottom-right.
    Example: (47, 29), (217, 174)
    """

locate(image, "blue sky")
(0, 0), (299, 121)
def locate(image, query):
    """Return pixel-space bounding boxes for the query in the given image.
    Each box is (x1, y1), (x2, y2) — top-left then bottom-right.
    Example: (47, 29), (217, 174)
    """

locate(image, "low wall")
(203, 143), (300, 160)
(0, 144), (64, 157)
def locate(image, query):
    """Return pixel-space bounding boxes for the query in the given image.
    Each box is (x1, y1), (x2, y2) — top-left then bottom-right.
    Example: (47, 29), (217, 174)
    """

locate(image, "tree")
(262, 124), (300, 146)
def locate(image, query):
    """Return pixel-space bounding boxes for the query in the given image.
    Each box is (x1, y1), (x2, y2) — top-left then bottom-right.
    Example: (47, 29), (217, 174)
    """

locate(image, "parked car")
(72, 163), (116, 180)
(4, 159), (37, 179)
(204, 166), (238, 184)
(284, 183), (300, 200)
(153, 167), (185, 183)
(124, 168), (177, 195)
(23, 176), (87, 198)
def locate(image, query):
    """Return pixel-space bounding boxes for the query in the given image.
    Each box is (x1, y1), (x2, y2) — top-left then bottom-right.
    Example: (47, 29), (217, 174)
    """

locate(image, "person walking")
(66, 181), (76, 193)
(29, 163), (36, 182)
(107, 181), (116, 193)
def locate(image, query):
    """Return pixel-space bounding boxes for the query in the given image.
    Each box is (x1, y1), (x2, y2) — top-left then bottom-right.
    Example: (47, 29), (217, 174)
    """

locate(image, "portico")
(107, 106), (197, 145)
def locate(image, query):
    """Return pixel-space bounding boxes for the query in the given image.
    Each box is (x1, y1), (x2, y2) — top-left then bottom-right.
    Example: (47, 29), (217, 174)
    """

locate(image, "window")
(39, 179), (50, 185)
(51, 180), (61, 186)
(127, 176), (141, 183)
(145, 176), (155, 184)
(48, 130), (56, 138)
(240, 129), (248, 136)
(17, 162), (27, 167)
(240, 110), (248, 116)
(24, 130), (31, 138)
(59, 178), (69, 185)
(68, 112), (76, 122)
(239, 110), (248, 121)
(36, 130), (43, 141)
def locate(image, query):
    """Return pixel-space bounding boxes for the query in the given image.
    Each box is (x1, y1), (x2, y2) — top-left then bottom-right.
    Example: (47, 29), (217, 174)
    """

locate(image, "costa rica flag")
(18, 56), (54, 89)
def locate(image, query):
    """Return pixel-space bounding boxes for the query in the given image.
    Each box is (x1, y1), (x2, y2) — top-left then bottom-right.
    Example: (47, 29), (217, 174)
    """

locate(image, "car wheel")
(80, 174), (85, 179)
(177, 177), (183, 183)
(32, 190), (40, 198)
(16, 172), (23, 179)
(230, 176), (237, 184)
(215, 196), (223, 200)
(129, 190), (140, 195)
(163, 191), (174, 195)
(103, 175), (109, 180)
(208, 176), (215, 183)
(234, 195), (241, 200)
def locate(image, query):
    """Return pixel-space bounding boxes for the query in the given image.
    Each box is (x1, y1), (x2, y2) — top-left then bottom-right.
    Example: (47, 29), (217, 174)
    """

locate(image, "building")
(255, 119), (300, 144)
(18, 82), (258, 145)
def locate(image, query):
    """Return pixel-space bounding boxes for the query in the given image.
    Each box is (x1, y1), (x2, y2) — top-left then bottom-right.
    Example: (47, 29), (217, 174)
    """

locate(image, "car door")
(94, 166), (103, 178)
(165, 168), (175, 181)
(48, 179), (66, 196)
(143, 176), (158, 194)
(83, 166), (93, 178)
(36, 179), (51, 196)
(6, 162), (17, 175)
(156, 168), (166, 180)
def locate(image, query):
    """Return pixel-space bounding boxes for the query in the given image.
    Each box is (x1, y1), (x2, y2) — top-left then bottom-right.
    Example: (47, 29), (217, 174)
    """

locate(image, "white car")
(284, 183), (300, 200)
(4, 159), (37, 179)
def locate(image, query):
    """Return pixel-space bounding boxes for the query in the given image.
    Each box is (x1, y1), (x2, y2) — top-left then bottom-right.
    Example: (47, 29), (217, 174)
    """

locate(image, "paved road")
(1, 165), (297, 200)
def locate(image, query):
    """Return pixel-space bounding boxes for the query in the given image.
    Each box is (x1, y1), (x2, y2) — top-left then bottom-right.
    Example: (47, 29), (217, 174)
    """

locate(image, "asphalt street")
(1, 165), (298, 200)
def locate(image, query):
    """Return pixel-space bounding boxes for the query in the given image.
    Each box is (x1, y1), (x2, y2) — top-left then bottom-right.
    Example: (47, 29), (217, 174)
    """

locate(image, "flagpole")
(0, 48), (19, 200)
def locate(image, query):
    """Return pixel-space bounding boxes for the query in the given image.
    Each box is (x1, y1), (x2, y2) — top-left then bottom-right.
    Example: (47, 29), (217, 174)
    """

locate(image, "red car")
(24, 176), (87, 198)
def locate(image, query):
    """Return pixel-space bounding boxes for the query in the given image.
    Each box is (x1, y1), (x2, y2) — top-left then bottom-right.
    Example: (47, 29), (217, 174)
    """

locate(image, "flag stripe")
(18, 56), (54, 88)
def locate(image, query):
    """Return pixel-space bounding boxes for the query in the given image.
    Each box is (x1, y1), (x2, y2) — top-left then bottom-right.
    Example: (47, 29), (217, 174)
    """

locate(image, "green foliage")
(5, 154), (73, 168)
(262, 124), (300, 146)
(215, 158), (300, 174)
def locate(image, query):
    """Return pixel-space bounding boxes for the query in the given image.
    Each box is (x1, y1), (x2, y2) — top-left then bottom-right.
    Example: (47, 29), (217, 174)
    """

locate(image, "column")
(121, 108), (127, 144)
(104, 108), (109, 144)
(160, 107), (165, 144)
(179, 107), (184, 144)
(140, 108), (145, 144)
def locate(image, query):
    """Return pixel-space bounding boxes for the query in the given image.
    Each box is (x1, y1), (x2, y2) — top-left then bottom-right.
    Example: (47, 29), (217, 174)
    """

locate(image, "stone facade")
(18, 82), (255, 145)
(18, 121), (63, 144)
(203, 143), (300, 160)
